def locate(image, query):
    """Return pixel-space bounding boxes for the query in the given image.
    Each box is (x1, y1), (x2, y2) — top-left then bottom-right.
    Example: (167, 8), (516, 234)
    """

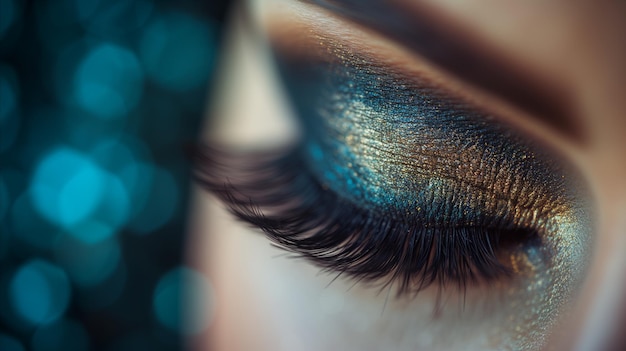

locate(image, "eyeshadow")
(280, 51), (569, 226)
(271, 37), (592, 349)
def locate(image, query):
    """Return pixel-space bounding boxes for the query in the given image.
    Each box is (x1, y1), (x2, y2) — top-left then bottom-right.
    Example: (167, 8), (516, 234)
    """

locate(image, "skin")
(188, 0), (626, 350)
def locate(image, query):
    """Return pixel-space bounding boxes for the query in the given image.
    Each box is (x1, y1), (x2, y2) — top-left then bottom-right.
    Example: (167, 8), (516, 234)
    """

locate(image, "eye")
(196, 43), (589, 292)
(196, 1), (593, 350)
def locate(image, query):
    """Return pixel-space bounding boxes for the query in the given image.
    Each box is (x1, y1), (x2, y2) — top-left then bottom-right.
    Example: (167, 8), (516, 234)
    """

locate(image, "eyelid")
(272, 43), (581, 234)
(261, 0), (587, 154)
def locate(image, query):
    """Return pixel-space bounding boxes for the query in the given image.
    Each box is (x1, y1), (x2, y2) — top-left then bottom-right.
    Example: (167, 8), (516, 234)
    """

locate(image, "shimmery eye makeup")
(284, 56), (572, 232)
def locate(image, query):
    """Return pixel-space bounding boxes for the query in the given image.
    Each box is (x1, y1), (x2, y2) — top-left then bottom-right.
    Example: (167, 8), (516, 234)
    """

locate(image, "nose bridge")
(572, 204), (626, 351)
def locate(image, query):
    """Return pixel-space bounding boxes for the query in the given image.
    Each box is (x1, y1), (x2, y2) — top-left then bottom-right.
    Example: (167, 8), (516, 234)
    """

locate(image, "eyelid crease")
(264, 0), (587, 155)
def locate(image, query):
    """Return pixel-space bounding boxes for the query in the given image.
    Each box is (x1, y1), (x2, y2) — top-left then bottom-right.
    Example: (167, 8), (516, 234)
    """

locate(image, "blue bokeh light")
(55, 235), (121, 288)
(140, 12), (215, 91)
(31, 319), (89, 351)
(153, 267), (213, 334)
(0, 333), (25, 351)
(73, 43), (143, 119)
(30, 147), (105, 227)
(29, 146), (131, 242)
(59, 162), (108, 225)
(9, 260), (71, 325)
(127, 166), (178, 234)
(30, 147), (104, 227)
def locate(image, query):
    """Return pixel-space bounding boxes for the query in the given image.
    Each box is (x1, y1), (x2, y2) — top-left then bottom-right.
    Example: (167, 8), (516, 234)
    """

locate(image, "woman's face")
(189, 0), (626, 350)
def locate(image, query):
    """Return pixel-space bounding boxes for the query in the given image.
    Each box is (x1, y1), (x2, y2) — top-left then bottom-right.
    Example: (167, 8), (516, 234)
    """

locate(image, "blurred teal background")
(0, 0), (230, 349)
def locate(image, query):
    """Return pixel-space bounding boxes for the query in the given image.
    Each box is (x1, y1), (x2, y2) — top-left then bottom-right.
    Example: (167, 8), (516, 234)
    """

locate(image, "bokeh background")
(0, 0), (231, 350)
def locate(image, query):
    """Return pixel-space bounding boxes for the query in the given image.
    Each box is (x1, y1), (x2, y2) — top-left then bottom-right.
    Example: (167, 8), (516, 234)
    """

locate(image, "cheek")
(188, 192), (575, 351)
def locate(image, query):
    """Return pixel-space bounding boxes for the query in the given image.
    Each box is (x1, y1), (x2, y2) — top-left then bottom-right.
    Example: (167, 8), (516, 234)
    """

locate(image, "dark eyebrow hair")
(302, 0), (585, 143)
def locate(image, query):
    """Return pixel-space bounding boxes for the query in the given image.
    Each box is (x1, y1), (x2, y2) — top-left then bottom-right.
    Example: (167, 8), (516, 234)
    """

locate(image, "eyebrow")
(302, 0), (584, 142)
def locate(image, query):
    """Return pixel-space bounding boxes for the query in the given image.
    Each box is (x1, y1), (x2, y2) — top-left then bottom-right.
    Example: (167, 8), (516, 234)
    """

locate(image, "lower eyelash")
(193, 144), (539, 296)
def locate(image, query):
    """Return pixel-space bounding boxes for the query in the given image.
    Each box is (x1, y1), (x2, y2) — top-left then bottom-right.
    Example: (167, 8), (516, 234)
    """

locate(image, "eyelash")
(193, 144), (539, 296)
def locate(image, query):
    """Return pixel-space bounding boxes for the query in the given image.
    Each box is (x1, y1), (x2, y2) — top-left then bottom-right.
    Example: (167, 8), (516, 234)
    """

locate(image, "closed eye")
(194, 1), (591, 304)
(193, 40), (588, 301)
